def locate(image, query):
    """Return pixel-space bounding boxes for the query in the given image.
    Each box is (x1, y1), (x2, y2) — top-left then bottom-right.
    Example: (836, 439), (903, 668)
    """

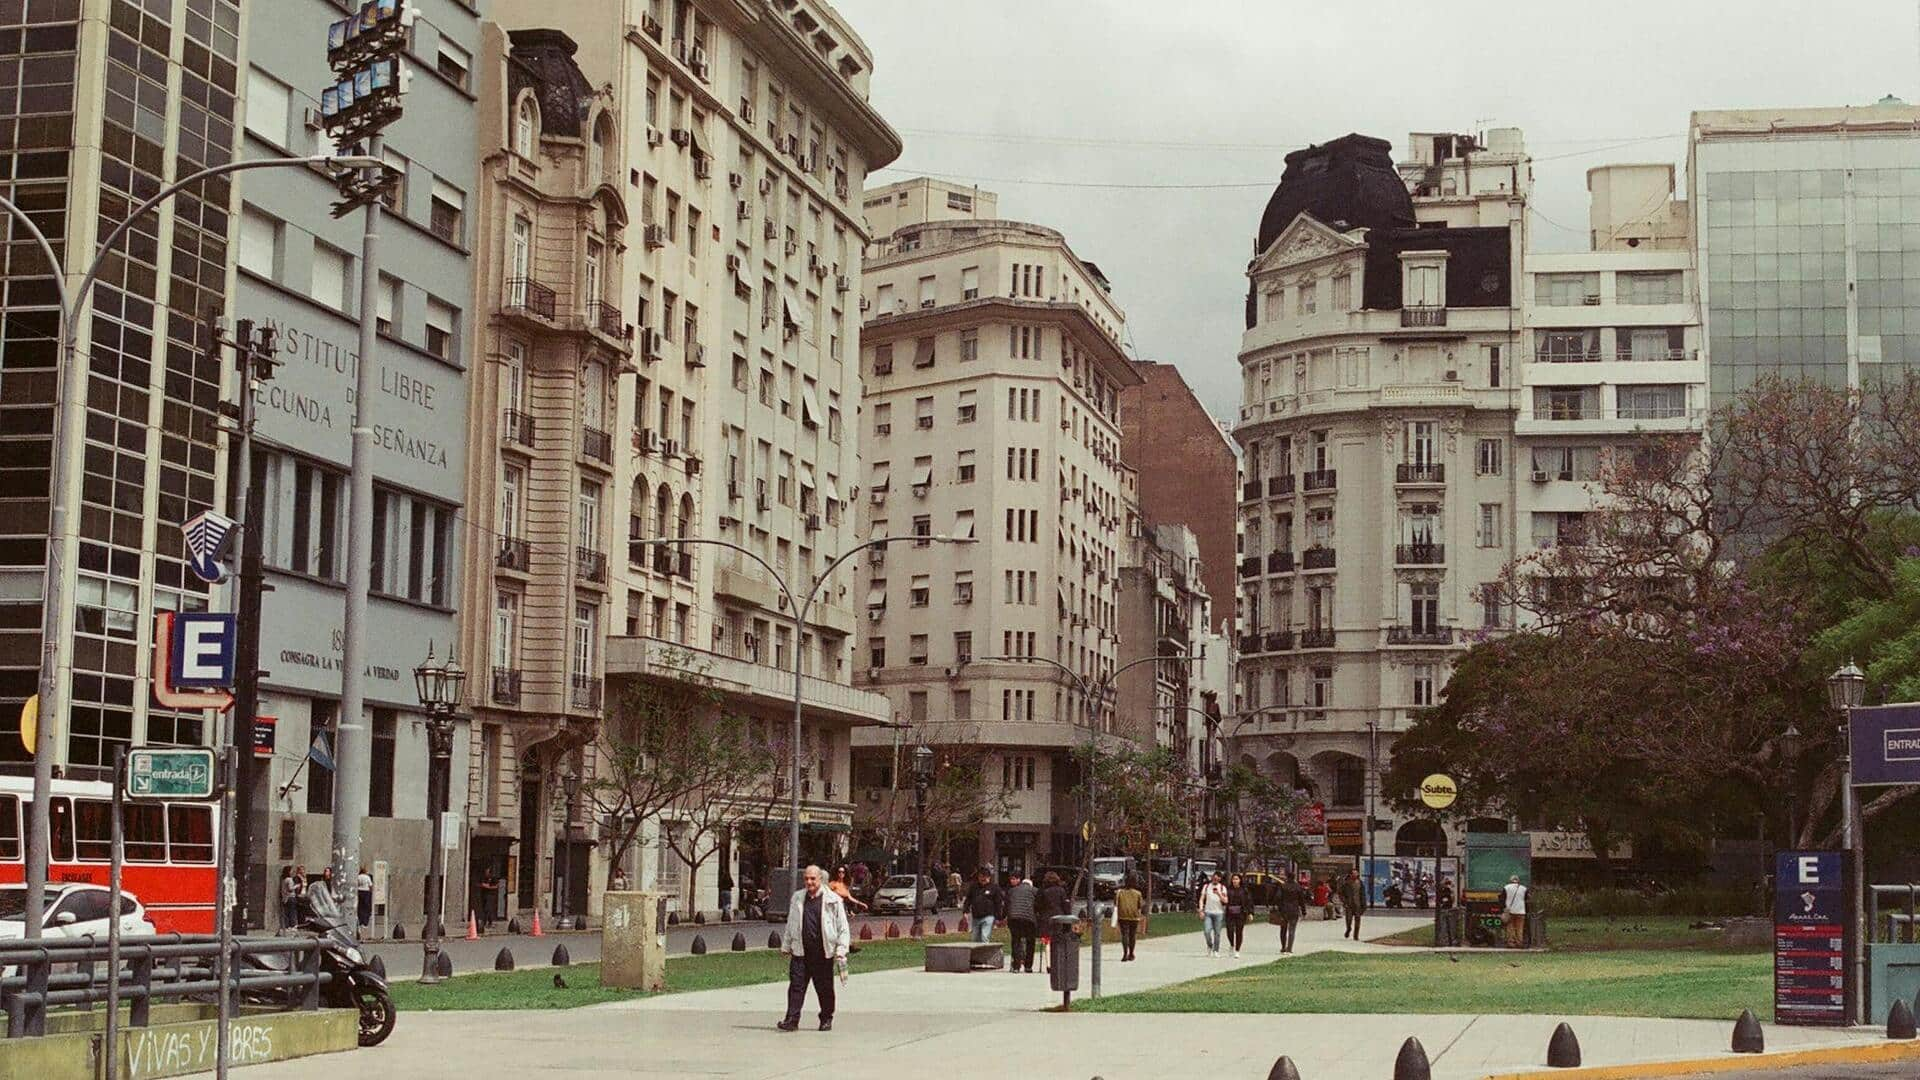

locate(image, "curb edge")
(1484, 1038), (1920, 1080)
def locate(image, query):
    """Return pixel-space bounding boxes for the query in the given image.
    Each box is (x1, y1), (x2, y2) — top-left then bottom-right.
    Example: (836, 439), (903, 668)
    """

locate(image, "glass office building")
(1691, 104), (1920, 404)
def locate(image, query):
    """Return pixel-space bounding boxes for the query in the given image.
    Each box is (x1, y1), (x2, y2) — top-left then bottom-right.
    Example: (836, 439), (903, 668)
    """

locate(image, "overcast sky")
(834, 0), (1920, 419)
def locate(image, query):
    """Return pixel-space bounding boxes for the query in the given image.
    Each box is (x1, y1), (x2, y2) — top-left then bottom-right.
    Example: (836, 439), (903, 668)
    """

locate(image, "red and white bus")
(0, 775), (218, 933)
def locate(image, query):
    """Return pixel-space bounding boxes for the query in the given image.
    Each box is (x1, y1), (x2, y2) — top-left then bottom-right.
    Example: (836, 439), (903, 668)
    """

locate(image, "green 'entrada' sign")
(125, 747), (218, 800)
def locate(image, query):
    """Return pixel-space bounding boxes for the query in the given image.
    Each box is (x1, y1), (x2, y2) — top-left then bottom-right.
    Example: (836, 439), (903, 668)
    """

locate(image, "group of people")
(960, 867), (1075, 972)
(278, 864), (377, 931)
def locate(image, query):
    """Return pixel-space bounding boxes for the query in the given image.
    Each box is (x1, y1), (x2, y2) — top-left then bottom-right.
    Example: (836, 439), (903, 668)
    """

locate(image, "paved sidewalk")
(190, 917), (1894, 1080)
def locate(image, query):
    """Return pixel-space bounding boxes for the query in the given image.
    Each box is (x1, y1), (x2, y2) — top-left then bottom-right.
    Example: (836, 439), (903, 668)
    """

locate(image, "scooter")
(239, 886), (396, 1047)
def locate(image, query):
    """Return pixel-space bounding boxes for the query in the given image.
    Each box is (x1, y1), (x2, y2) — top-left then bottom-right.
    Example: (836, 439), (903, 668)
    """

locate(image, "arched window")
(590, 112), (613, 182)
(677, 493), (694, 539)
(654, 484), (672, 540)
(628, 476), (649, 541)
(514, 96), (538, 158)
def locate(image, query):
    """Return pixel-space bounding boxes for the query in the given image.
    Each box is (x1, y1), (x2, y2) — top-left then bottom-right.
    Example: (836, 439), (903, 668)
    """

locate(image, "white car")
(0, 883), (158, 944)
(871, 874), (939, 915)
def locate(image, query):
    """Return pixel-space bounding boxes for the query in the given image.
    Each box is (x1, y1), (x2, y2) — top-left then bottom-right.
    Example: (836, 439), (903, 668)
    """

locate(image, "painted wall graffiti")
(124, 1021), (275, 1079)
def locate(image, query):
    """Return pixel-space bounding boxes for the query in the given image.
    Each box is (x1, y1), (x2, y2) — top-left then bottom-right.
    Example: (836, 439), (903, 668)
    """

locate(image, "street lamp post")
(0, 151), (382, 940)
(412, 644), (466, 985)
(911, 745), (934, 935)
(628, 534), (975, 906)
(559, 771), (581, 923)
(1826, 661), (1867, 1024)
(983, 650), (1201, 999)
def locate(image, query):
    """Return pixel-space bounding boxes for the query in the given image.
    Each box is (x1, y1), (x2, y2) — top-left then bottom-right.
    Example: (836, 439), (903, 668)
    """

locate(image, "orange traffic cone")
(530, 909), (544, 937)
(465, 911), (478, 941)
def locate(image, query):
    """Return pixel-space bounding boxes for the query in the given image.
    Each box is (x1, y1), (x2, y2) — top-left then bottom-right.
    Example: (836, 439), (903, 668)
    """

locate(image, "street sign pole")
(105, 746), (125, 1078)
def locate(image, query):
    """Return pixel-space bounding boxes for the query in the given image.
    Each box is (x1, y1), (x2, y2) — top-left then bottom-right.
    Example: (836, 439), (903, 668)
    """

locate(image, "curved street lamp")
(1826, 660), (1867, 1024)
(628, 532), (975, 900)
(3, 151), (385, 940)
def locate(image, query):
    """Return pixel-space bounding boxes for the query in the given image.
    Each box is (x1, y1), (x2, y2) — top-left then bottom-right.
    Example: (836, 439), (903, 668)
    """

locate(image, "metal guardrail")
(1869, 883), (1920, 943)
(0, 933), (332, 1038)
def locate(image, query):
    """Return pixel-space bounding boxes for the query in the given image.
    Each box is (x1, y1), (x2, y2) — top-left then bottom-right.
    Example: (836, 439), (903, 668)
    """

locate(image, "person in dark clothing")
(1035, 871), (1070, 973)
(1273, 875), (1306, 953)
(1435, 876), (1455, 910)
(962, 868), (1005, 942)
(1002, 870), (1038, 972)
(1223, 873), (1251, 957)
(1339, 869), (1367, 940)
(777, 865), (849, 1032)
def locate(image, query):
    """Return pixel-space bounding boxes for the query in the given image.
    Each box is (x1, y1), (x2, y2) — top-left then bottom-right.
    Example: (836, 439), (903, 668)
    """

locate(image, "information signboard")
(1774, 850), (1851, 1025)
(126, 747), (218, 800)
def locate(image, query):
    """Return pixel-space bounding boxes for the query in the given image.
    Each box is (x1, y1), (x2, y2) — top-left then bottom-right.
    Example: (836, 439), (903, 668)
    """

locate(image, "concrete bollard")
(434, 950), (453, 978)
(369, 954), (386, 978)
(691, 934), (708, 955)
(693, 912), (706, 926)
(1266, 1055), (1303, 1080)
(1731, 1009), (1764, 1053)
(1546, 1022), (1580, 1067)
(910, 919), (925, 939)
(1392, 1036), (1431, 1080)
(574, 915), (587, 931)
(935, 918), (947, 934)
(507, 917), (521, 935)
(667, 911), (679, 926)
(392, 924), (406, 940)
(495, 947), (514, 971)
(731, 931), (747, 952)
(958, 914), (969, 932)
(1888, 998), (1917, 1040)
(552, 943), (571, 966)
(885, 921), (900, 939)
(768, 931), (782, 949)
(859, 923), (873, 940)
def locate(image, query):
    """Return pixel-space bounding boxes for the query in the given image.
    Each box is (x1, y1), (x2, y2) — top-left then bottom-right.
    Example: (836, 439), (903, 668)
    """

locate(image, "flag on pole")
(309, 731), (336, 772)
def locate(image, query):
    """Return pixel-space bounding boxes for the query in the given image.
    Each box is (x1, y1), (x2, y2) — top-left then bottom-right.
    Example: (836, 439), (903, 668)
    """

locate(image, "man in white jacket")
(778, 864), (850, 1031)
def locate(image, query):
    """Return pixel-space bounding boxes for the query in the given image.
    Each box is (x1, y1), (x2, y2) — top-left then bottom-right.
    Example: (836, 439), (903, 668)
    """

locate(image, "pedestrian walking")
(1224, 873), (1250, 958)
(1502, 874), (1529, 948)
(1113, 874), (1145, 961)
(1035, 870), (1068, 973)
(1313, 875), (1331, 916)
(945, 868), (963, 909)
(717, 865), (734, 919)
(475, 866), (501, 932)
(1436, 876), (1455, 910)
(777, 865), (850, 1032)
(828, 865), (869, 915)
(1272, 874), (1306, 953)
(1003, 870), (1038, 972)
(1339, 868), (1367, 940)
(1198, 871), (1228, 957)
(355, 865), (374, 931)
(280, 866), (302, 931)
(962, 867), (1004, 942)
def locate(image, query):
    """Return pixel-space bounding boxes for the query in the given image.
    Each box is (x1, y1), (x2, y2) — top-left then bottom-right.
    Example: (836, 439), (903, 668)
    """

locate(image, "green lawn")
(392, 913), (1201, 1012)
(1083, 915), (1773, 1021)
(1372, 915), (1761, 953)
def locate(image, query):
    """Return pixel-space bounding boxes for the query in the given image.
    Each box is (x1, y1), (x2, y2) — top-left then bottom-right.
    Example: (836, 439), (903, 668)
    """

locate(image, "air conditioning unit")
(858, 297), (871, 312)
(915, 416), (933, 430)
(944, 666), (961, 679)
(835, 274), (850, 293)
(739, 99), (755, 124)
(875, 423), (891, 435)
(728, 171), (744, 190)
(867, 608), (883, 622)
(693, 156), (711, 180)
(640, 330), (663, 360)
(784, 238), (799, 256)
(686, 455), (702, 476)
(662, 438), (680, 457)
(303, 106), (324, 131)
(1443, 369), (1459, 381)
(912, 483), (929, 498)
(756, 481), (771, 510)
(763, 219), (778, 241)
(736, 199), (751, 221)
(726, 253), (742, 273)
(671, 128), (692, 149)
(640, 13), (662, 39)
(728, 479), (742, 500)
(783, 133), (801, 158)
(690, 52), (709, 80)
(758, 176), (774, 196)
(869, 489), (887, 504)
(1530, 469), (1550, 483)
(646, 127), (664, 148)
(1061, 419), (1071, 431)
(644, 223), (666, 249)
(805, 513), (821, 532)
(636, 429), (658, 453)
(687, 344), (706, 368)
(868, 549), (885, 566)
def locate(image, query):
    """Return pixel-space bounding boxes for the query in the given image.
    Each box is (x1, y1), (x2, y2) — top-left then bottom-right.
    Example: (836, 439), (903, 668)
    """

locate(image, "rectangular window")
(238, 207), (279, 278)
(1475, 438), (1502, 476)
(429, 179), (465, 244)
(1618, 384), (1687, 419)
(1534, 386), (1600, 420)
(435, 37), (471, 89)
(1616, 270), (1682, 305)
(425, 298), (457, 360)
(311, 243), (349, 311)
(1331, 273), (1351, 311)
(244, 68), (291, 145)
(1477, 503), (1503, 547)
(494, 590), (519, 670)
(1487, 344), (1502, 388)
(1536, 271), (1599, 306)
(1536, 329), (1600, 363)
(369, 710), (395, 818)
(1412, 663), (1436, 707)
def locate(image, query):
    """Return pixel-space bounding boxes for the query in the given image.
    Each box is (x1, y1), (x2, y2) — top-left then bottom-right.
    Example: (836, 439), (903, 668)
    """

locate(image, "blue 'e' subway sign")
(1848, 703), (1920, 787)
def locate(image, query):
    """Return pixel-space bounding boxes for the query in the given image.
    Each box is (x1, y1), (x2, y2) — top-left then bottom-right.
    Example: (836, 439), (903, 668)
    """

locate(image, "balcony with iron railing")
(491, 667), (523, 706)
(1241, 479), (1263, 503)
(1268, 474), (1295, 497)
(1238, 633), (1263, 654)
(504, 277), (557, 320)
(1301, 546), (1336, 570)
(1267, 550), (1294, 574)
(1401, 305), (1446, 327)
(1396, 463), (1444, 485)
(1395, 543), (1445, 566)
(1614, 347), (1690, 363)
(1387, 625), (1455, 646)
(1263, 630), (1294, 652)
(587, 299), (632, 341)
(1303, 469), (1337, 492)
(1299, 627), (1335, 649)
(496, 537), (530, 572)
(501, 409), (535, 449)
(577, 546), (607, 584)
(569, 674), (604, 712)
(581, 426), (612, 465)
(1239, 556), (1261, 579)
(605, 634), (891, 725)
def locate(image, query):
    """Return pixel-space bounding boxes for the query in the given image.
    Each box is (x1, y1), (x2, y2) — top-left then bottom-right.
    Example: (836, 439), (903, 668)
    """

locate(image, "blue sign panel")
(1774, 850), (1850, 1025)
(169, 613), (237, 690)
(1850, 703), (1920, 787)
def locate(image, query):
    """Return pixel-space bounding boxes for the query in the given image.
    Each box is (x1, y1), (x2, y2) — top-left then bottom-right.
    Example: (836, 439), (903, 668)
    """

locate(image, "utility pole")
(319, 3), (412, 907)
(1365, 718), (1379, 908)
(223, 318), (278, 931)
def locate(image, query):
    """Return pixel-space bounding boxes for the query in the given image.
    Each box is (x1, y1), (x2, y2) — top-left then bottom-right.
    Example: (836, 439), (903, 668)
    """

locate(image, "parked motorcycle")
(238, 886), (396, 1047)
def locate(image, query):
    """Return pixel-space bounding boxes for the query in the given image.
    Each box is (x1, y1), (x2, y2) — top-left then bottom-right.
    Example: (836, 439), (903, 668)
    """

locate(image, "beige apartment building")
(849, 179), (1142, 879)
(1232, 131), (1703, 867)
(470, 0), (901, 919)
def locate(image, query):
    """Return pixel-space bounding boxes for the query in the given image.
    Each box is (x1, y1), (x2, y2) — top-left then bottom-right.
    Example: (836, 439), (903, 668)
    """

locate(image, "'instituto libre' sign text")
(255, 316), (454, 476)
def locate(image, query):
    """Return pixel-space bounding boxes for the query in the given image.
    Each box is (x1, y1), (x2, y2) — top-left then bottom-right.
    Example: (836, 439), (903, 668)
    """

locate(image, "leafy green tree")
(1217, 764), (1313, 872)
(1071, 744), (1198, 856)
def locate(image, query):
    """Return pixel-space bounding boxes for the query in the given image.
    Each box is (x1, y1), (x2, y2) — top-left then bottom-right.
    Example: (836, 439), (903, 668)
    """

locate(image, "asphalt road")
(1644, 1064), (1916, 1078)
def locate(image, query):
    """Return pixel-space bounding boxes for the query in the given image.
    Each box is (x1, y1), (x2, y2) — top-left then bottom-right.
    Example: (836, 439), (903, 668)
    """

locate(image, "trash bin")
(1048, 915), (1080, 994)
(1434, 906), (1465, 947)
(1526, 911), (1548, 948)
